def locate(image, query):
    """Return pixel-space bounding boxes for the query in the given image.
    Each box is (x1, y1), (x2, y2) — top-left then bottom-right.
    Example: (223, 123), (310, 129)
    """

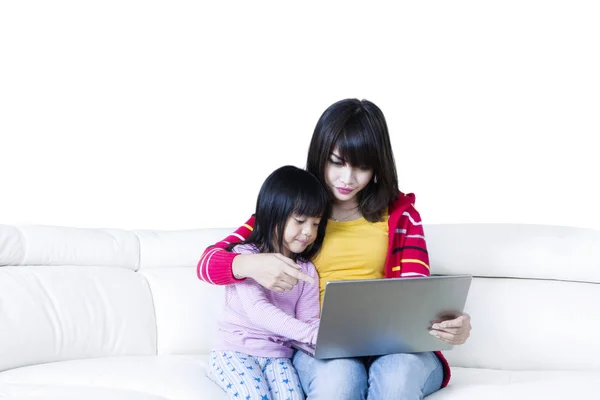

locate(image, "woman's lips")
(336, 187), (354, 195)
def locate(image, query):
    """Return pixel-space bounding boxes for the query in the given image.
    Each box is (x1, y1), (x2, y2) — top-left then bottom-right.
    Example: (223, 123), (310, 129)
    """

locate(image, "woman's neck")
(331, 200), (359, 213)
(330, 200), (362, 222)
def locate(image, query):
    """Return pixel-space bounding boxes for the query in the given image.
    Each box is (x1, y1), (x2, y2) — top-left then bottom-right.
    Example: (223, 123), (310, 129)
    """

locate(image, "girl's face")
(281, 213), (321, 257)
(324, 148), (374, 205)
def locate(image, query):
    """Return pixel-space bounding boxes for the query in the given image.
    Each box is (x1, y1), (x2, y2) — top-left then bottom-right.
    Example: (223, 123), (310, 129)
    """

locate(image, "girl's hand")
(429, 313), (472, 345)
(232, 253), (315, 293)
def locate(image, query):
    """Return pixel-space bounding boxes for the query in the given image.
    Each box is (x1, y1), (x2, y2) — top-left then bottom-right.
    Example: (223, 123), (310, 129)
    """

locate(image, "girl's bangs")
(293, 187), (328, 218)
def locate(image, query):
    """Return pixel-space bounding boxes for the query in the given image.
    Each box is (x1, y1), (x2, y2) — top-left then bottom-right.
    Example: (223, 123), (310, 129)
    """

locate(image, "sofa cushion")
(140, 267), (224, 355)
(0, 225), (139, 269)
(427, 367), (600, 399)
(0, 356), (226, 400)
(134, 228), (234, 269)
(427, 223), (600, 283)
(0, 384), (170, 399)
(444, 277), (600, 371)
(0, 266), (156, 372)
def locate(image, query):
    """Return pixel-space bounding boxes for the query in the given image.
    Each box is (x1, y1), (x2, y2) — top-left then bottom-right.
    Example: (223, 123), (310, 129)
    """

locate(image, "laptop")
(290, 274), (472, 359)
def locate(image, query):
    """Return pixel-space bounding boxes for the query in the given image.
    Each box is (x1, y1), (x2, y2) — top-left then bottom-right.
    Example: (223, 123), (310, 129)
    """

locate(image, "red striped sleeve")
(196, 215), (255, 285)
(388, 199), (451, 388)
(395, 207), (431, 278)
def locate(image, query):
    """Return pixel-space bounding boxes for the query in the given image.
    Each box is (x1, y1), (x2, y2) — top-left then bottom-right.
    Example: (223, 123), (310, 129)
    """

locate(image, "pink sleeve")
(235, 280), (319, 345)
(294, 261), (321, 326)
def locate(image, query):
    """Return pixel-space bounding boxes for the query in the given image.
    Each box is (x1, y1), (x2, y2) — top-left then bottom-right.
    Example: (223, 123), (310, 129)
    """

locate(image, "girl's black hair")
(306, 98), (399, 222)
(227, 165), (329, 262)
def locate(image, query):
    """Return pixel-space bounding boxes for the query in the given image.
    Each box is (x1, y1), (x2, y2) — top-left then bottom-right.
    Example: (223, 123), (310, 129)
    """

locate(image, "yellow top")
(313, 211), (389, 305)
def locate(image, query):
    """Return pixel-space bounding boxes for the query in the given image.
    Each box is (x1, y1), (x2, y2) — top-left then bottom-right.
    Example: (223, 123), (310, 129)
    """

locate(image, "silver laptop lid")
(311, 275), (472, 359)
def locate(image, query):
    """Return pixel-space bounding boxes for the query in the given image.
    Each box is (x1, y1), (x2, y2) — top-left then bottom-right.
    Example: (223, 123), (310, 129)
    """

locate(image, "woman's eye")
(328, 158), (343, 166)
(295, 219), (306, 224)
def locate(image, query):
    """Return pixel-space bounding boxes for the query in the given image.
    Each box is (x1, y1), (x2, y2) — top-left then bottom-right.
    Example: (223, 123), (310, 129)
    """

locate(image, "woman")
(198, 98), (472, 399)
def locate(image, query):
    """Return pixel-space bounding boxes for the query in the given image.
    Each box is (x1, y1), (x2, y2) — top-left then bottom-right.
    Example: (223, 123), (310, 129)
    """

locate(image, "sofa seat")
(0, 385), (169, 400)
(428, 367), (600, 399)
(0, 356), (226, 400)
(2, 358), (598, 400)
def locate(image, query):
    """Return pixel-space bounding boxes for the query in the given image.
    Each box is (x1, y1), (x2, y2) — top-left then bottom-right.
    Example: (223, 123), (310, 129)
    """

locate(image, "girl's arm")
(294, 262), (320, 327)
(196, 216), (314, 291)
(236, 279), (319, 345)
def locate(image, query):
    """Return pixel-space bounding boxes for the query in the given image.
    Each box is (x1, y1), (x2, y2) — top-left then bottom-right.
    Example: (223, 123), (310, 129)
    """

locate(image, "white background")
(1, 1), (599, 230)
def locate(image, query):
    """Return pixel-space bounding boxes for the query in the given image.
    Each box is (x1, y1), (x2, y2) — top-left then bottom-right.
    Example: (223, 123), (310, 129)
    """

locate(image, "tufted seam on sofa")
(134, 230), (158, 354)
(139, 270), (159, 356)
(134, 231), (141, 272)
(16, 226), (26, 266)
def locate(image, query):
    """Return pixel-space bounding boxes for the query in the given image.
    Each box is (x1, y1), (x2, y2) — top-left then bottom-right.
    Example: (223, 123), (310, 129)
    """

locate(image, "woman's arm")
(196, 216), (315, 292)
(196, 216), (255, 285)
(400, 207), (473, 344)
(397, 206), (431, 278)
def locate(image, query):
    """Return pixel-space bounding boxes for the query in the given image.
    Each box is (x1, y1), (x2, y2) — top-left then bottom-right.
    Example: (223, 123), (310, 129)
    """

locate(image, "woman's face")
(324, 148), (373, 205)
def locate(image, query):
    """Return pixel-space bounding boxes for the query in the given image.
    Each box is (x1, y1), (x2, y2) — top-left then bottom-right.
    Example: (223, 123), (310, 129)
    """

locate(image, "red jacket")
(197, 193), (451, 388)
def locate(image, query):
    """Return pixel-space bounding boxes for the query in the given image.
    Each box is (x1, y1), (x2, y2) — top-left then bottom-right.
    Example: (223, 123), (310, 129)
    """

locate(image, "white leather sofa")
(0, 223), (599, 399)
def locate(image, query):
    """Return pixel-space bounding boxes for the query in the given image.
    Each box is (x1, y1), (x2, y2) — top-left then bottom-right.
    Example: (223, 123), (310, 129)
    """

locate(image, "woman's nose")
(340, 166), (354, 183)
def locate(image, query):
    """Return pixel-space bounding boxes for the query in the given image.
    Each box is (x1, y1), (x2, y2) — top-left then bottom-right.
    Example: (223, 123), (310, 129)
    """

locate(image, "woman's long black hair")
(228, 165), (329, 262)
(306, 98), (400, 222)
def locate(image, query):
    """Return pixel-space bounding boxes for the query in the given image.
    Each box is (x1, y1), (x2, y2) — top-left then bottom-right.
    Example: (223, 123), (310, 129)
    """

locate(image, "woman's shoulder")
(388, 191), (418, 214)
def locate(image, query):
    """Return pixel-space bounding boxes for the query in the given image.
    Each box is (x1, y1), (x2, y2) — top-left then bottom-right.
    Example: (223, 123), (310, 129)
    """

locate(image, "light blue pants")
(208, 351), (304, 400)
(293, 351), (443, 400)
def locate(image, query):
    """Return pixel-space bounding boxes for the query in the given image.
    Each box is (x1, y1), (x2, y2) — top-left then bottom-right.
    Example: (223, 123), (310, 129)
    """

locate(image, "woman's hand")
(429, 313), (472, 345)
(232, 253), (315, 293)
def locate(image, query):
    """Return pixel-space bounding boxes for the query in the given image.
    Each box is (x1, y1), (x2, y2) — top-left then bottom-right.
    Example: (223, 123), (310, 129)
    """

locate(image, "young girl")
(206, 165), (328, 400)
(199, 99), (472, 399)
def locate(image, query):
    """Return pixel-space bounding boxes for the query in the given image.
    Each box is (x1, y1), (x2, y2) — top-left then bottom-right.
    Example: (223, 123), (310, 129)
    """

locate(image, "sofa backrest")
(1, 223), (599, 373)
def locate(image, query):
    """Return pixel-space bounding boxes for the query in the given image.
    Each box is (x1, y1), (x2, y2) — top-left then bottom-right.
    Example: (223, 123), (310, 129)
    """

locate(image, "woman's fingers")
(431, 326), (461, 335)
(247, 253), (316, 292)
(429, 329), (468, 344)
(429, 313), (472, 344)
(281, 264), (314, 285)
(272, 253), (314, 285)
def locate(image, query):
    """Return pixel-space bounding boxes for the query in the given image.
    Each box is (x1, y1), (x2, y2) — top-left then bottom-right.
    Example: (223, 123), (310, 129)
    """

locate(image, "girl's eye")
(328, 158), (343, 166)
(294, 218), (306, 224)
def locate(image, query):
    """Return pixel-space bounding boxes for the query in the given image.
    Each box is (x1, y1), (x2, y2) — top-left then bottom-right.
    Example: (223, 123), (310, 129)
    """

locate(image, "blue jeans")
(292, 351), (443, 400)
